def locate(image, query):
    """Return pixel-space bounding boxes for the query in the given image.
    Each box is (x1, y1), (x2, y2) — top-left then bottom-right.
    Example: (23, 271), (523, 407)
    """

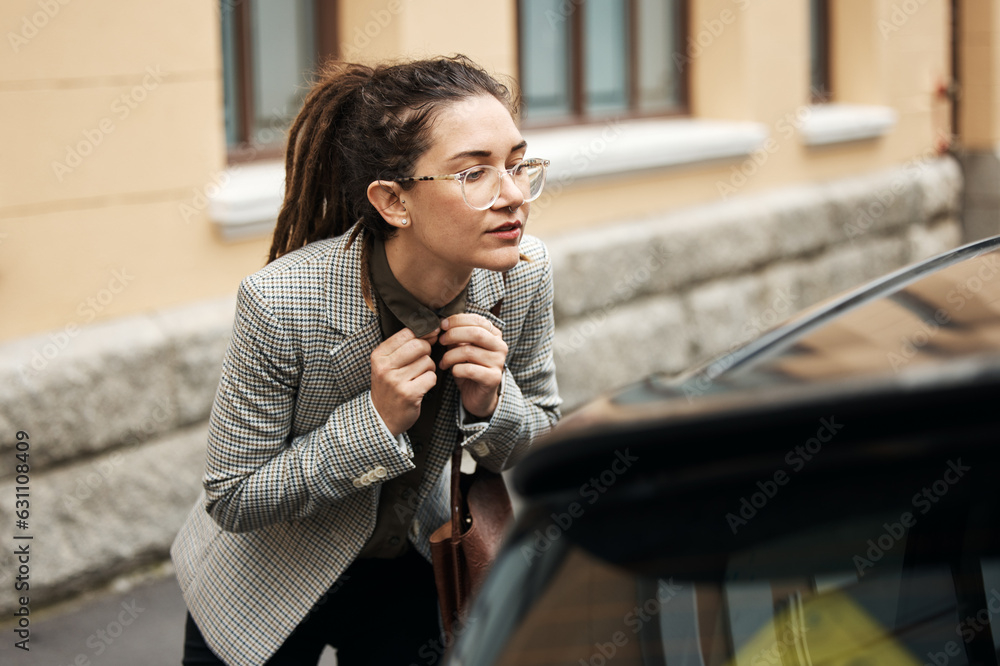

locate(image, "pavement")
(0, 572), (338, 665)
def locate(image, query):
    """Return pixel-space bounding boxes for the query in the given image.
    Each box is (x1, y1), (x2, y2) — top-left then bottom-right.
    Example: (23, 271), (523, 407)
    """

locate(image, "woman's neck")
(383, 236), (472, 310)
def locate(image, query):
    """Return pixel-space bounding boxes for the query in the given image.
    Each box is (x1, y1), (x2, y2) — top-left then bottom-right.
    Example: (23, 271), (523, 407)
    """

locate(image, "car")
(444, 235), (1000, 666)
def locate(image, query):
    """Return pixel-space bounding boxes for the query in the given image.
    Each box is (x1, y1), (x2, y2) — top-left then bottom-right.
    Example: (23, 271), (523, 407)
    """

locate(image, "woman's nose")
(495, 169), (526, 209)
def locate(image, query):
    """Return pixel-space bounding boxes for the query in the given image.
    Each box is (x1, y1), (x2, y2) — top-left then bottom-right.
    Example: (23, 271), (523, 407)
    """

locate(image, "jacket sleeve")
(459, 244), (562, 472)
(202, 277), (415, 533)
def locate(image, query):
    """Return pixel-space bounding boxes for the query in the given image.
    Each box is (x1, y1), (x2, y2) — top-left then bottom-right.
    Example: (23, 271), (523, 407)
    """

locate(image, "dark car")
(445, 236), (1000, 666)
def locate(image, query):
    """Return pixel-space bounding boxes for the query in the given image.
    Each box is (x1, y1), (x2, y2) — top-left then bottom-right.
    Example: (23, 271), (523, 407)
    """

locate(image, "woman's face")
(397, 94), (530, 275)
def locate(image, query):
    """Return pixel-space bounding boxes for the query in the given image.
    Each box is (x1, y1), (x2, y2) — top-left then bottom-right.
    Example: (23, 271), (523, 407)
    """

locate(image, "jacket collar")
(323, 226), (376, 335)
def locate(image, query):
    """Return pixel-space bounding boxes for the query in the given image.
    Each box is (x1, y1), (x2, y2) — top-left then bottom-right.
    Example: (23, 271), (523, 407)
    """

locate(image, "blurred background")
(0, 0), (995, 663)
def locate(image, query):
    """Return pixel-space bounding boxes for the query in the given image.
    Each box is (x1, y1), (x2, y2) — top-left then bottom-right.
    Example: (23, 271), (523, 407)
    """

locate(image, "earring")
(401, 218), (407, 225)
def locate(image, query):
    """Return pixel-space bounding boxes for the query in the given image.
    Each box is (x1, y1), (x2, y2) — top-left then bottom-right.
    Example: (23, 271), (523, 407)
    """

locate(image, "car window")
(451, 481), (1000, 666)
(456, 543), (1000, 665)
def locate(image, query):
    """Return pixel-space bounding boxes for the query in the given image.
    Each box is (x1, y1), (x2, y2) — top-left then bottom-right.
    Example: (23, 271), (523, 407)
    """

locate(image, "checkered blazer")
(170, 225), (561, 666)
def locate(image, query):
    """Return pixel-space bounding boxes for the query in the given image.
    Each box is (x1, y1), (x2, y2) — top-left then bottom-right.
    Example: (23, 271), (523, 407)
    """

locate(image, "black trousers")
(182, 548), (443, 666)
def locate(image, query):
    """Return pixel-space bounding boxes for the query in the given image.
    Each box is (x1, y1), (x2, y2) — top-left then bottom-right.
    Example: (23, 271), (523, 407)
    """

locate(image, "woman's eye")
(465, 168), (487, 182)
(511, 163), (526, 176)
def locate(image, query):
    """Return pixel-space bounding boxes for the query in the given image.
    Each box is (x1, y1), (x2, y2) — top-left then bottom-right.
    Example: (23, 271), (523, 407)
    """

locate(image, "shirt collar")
(369, 234), (468, 337)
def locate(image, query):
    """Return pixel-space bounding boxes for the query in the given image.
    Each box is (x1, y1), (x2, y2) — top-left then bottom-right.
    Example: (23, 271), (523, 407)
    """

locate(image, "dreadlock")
(267, 55), (518, 264)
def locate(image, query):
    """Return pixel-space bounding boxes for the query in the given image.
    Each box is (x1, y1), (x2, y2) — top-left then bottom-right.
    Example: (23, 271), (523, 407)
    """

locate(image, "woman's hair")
(267, 54), (518, 263)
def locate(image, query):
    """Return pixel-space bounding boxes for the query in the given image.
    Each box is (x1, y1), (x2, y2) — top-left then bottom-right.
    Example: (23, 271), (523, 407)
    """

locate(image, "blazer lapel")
(466, 266), (506, 332)
(323, 228), (382, 399)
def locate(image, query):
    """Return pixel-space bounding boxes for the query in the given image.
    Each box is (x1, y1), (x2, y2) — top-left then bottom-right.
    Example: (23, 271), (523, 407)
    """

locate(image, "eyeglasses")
(396, 158), (550, 211)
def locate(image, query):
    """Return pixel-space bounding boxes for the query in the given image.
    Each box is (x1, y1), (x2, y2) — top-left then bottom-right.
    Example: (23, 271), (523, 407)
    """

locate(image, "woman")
(171, 55), (561, 666)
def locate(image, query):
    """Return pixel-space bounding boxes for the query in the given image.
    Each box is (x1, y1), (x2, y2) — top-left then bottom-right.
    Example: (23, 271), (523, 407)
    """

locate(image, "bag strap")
(449, 280), (505, 539)
(449, 446), (464, 538)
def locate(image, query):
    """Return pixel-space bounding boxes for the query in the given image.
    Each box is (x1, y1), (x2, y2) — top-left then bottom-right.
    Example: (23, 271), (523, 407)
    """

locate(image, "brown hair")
(267, 55), (518, 263)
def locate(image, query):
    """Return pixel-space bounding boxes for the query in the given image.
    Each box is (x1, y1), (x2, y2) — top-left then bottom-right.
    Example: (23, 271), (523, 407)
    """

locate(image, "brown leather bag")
(429, 439), (513, 635)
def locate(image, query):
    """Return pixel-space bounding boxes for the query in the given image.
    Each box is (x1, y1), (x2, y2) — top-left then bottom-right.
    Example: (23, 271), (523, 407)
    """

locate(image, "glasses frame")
(395, 158), (551, 211)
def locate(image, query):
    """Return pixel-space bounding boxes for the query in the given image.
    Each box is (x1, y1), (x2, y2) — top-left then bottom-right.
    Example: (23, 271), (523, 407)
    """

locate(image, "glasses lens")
(519, 160), (547, 202)
(461, 166), (502, 210)
(460, 161), (549, 209)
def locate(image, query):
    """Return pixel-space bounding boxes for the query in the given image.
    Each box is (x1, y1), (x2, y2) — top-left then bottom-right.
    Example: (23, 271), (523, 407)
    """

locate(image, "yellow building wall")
(960, 0), (1000, 149)
(0, 0), (956, 341)
(0, 0), (266, 342)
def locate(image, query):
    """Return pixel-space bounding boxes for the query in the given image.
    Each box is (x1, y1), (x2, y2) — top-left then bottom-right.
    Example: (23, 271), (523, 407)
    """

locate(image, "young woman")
(171, 55), (561, 666)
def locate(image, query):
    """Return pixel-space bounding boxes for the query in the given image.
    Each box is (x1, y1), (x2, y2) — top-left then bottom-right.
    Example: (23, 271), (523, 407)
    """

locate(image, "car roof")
(515, 235), (1000, 498)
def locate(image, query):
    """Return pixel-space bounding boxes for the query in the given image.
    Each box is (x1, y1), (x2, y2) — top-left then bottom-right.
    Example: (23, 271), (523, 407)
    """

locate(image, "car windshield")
(449, 451), (1000, 666)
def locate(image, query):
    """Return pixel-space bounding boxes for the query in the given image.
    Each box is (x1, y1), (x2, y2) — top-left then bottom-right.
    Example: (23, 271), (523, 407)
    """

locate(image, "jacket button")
(410, 520), (420, 537)
(352, 478), (363, 488)
(374, 466), (388, 478)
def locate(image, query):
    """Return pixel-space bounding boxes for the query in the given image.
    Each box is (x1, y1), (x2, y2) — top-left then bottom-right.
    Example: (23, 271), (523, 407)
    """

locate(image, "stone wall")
(549, 156), (963, 408)
(0, 300), (234, 613)
(0, 157), (963, 614)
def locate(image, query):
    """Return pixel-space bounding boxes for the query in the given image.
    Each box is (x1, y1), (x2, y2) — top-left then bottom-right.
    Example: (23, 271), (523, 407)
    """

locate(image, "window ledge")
(800, 104), (898, 146)
(209, 161), (285, 241)
(522, 118), (769, 185)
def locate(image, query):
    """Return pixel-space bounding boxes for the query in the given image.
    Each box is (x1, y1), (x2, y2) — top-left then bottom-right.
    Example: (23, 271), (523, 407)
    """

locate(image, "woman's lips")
(488, 221), (522, 240)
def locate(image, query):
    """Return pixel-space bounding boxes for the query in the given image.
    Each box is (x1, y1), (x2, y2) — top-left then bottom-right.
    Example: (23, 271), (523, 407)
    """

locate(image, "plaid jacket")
(170, 226), (561, 666)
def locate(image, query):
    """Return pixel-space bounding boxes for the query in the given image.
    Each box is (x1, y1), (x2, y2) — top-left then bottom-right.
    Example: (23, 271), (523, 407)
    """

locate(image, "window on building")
(810, 0), (831, 102)
(221, 0), (338, 161)
(518, 0), (687, 125)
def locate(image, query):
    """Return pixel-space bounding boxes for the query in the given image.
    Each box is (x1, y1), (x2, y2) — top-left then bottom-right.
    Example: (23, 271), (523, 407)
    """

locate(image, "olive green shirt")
(358, 234), (468, 559)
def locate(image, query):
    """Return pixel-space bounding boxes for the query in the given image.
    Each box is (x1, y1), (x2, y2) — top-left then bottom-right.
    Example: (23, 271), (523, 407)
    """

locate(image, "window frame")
(222, 0), (339, 164)
(516, 0), (689, 129)
(810, 0), (832, 104)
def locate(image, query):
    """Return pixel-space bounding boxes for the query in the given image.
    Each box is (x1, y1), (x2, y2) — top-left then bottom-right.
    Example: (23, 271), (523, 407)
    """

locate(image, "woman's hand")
(439, 314), (508, 419)
(370, 327), (439, 437)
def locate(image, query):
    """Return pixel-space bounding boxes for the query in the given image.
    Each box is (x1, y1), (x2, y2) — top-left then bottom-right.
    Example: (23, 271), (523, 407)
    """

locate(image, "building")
(0, 0), (993, 614)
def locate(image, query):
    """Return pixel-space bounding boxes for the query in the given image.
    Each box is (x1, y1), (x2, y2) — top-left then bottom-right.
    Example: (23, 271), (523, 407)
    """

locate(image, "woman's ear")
(367, 180), (408, 229)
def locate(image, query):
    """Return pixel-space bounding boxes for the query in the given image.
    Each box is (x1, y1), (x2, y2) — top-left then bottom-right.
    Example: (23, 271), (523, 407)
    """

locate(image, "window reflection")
(476, 517), (999, 665)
